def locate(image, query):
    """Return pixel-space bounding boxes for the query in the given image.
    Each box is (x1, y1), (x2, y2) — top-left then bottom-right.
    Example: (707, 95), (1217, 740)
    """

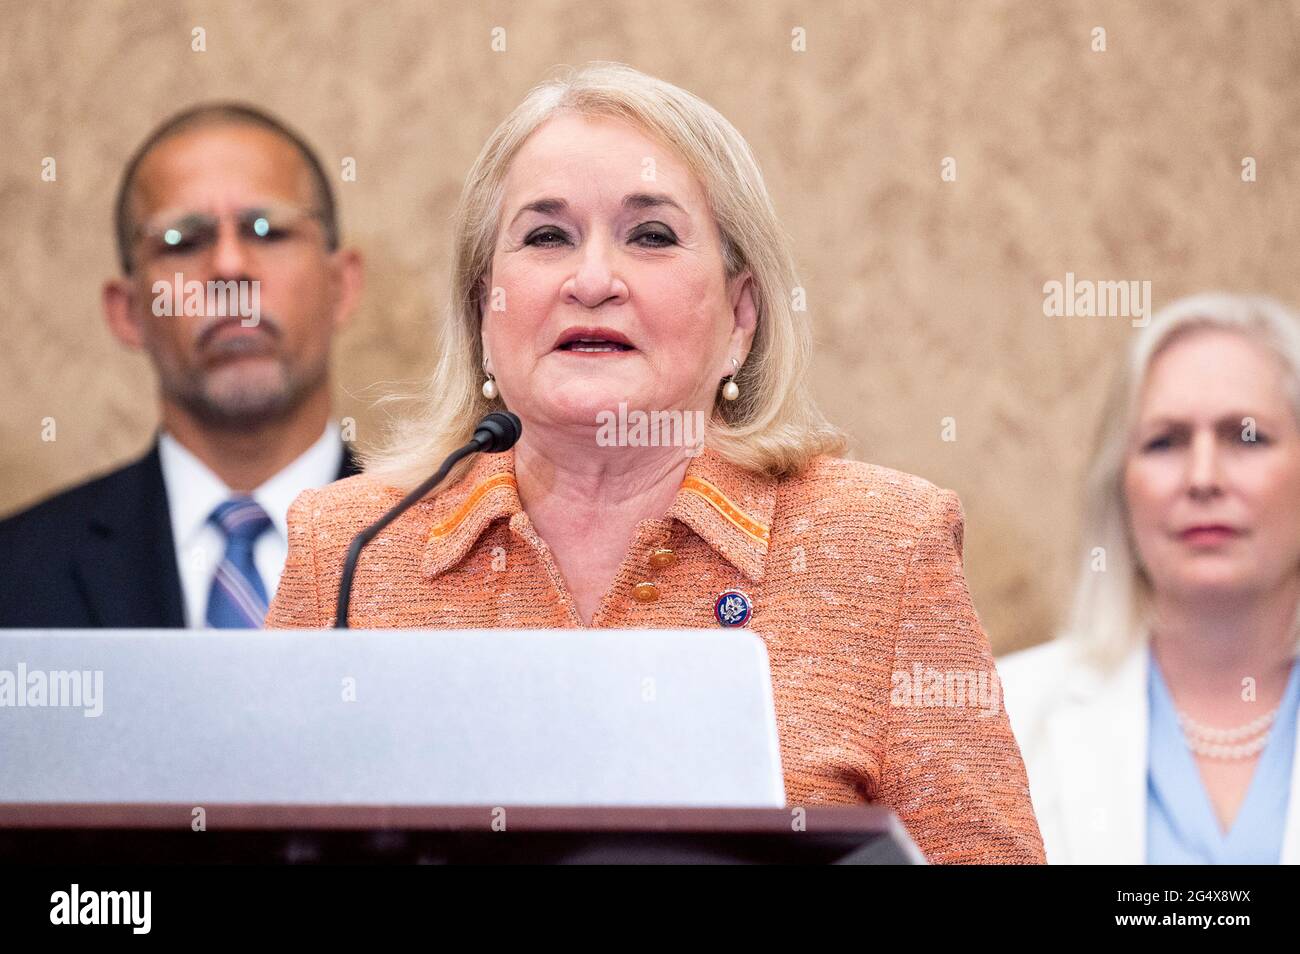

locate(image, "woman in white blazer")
(999, 292), (1300, 864)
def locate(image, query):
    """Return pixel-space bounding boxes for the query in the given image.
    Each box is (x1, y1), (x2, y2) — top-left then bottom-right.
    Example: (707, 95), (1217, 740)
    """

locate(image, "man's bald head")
(113, 102), (338, 274)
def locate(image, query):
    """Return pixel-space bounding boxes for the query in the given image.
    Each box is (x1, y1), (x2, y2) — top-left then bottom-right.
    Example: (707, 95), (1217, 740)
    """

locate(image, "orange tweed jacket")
(266, 446), (1045, 864)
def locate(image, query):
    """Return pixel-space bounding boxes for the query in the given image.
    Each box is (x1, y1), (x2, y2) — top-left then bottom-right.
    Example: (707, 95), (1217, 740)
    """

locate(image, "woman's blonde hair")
(360, 61), (845, 489)
(1066, 291), (1300, 667)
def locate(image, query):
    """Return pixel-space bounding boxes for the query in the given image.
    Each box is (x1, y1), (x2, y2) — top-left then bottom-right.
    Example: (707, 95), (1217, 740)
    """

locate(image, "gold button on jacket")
(649, 548), (675, 568)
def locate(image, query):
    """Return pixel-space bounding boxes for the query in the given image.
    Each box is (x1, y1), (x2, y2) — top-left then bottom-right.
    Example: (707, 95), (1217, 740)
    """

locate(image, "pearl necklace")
(1176, 706), (1280, 760)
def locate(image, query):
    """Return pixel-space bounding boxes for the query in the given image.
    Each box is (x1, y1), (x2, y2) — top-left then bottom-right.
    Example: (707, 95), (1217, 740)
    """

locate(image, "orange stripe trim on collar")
(427, 472), (517, 540)
(681, 475), (770, 545)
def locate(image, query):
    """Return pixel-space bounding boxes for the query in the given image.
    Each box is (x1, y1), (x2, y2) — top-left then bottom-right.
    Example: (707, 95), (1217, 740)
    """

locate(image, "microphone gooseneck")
(334, 411), (522, 628)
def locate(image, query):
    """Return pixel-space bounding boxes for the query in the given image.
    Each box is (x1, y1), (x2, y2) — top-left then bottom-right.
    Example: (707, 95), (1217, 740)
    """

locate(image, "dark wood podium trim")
(0, 804), (923, 863)
(0, 802), (895, 833)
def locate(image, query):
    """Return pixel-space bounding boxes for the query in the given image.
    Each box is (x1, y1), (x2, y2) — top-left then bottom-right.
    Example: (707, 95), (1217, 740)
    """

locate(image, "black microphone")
(334, 411), (522, 628)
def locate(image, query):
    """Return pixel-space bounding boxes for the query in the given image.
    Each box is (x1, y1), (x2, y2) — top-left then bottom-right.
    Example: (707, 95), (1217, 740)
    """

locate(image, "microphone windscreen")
(474, 411), (522, 452)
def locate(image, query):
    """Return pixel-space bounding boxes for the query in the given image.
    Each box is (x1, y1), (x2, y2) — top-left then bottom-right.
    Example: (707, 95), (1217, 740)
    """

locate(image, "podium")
(0, 803), (924, 864)
(0, 628), (925, 863)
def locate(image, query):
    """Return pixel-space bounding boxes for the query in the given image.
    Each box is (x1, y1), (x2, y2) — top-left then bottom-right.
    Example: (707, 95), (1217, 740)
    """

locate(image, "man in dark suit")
(0, 104), (364, 628)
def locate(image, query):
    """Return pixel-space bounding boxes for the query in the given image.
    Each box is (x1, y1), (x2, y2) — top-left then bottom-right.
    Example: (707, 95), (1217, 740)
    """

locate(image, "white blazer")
(997, 639), (1300, 864)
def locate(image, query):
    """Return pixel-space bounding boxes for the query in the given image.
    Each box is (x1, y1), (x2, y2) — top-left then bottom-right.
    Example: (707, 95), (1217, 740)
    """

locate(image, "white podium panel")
(0, 628), (785, 808)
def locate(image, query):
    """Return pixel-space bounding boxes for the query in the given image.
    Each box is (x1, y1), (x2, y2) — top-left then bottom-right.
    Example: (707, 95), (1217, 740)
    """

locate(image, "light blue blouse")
(1146, 649), (1300, 864)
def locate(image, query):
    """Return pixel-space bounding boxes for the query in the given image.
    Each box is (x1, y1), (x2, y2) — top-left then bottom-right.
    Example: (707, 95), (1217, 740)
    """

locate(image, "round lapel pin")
(714, 589), (753, 627)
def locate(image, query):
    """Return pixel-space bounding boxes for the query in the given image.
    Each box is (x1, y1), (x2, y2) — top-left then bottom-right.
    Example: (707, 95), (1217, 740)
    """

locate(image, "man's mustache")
(195, 314), (282, 351)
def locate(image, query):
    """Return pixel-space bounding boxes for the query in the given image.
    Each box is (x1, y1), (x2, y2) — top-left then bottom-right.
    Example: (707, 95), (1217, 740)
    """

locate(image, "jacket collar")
(418, 446), (777, 582)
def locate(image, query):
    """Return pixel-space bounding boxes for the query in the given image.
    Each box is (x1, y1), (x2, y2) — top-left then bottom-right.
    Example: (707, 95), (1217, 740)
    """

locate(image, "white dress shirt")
(158, 424), (346, 628)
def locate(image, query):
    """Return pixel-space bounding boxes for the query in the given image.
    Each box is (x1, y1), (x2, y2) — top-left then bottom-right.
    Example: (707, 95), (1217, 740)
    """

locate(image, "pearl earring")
(721, 357), (741, 402)
(482, 374), (498, 400)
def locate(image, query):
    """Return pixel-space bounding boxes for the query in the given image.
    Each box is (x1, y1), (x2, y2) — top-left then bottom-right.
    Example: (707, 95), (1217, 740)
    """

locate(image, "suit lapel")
(1051, 647), (1148, 864)
(72, 443), (185, 628)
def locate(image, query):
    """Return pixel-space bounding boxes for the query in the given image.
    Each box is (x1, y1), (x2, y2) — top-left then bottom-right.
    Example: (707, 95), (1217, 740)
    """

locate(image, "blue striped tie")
(205, 497), (273, 628)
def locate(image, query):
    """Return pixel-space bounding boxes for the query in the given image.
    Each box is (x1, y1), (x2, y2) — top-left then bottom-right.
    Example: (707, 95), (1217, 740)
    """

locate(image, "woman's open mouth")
(556, 338), (635, 353)
(553, 327), (637, 354)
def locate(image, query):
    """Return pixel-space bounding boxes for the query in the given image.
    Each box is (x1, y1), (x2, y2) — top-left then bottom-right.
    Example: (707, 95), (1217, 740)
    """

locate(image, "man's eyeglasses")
(133, 205), (326, 266)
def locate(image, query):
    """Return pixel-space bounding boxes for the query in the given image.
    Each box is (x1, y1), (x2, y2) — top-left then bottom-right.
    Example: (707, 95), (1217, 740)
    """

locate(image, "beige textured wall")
(3, 0), (1299, 652)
